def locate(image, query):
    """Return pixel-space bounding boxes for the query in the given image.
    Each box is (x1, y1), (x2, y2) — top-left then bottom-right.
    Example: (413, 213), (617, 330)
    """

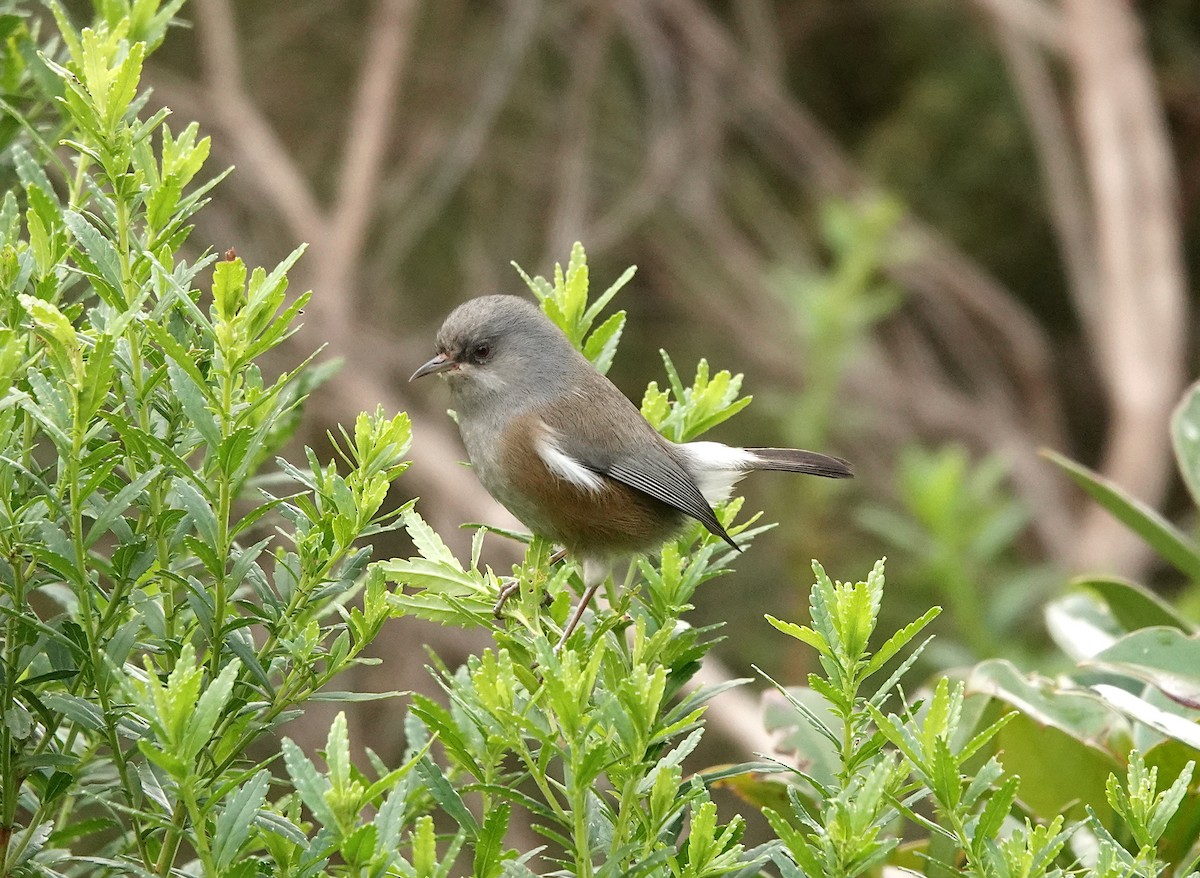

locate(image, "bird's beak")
(409, 352), (455, 381)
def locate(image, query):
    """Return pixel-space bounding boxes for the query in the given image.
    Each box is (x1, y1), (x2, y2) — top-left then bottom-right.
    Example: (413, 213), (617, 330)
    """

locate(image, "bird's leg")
(555, 559), (609, 651)
(493, 547), (571, 617)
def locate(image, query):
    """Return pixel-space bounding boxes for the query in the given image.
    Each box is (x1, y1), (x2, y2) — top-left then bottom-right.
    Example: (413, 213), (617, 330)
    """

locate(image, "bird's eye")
(471, 342), (492, 362)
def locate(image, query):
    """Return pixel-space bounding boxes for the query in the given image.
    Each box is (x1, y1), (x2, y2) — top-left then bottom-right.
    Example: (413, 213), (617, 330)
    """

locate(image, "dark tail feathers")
(746, 448), (854, 479)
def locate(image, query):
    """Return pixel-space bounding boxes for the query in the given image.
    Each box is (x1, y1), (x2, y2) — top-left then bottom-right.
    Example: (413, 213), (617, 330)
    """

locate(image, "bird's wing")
(604, 452), (739, 551)
(537, 388), (739, 550)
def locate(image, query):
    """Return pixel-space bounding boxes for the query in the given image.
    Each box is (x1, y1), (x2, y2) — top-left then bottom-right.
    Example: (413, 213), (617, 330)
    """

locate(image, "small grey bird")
(411, 294), (852, 646)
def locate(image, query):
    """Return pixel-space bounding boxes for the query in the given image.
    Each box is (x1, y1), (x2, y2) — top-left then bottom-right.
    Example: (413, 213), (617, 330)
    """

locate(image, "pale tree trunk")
(1062, 0), (1188, 575)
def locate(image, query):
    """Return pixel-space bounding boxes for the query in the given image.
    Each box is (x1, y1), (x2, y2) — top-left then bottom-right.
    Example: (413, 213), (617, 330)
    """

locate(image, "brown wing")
(536, 384), (739, 551)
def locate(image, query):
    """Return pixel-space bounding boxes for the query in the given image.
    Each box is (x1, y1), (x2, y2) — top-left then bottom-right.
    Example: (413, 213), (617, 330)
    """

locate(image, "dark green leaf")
(1074, 576), (1195, 634)
(416, 757), (478, 834)
(84, 465), (162, 548)
(1042, 449), (1200, 580)
(1171, 380), (1200, 509)
(212, 770), (270, 869)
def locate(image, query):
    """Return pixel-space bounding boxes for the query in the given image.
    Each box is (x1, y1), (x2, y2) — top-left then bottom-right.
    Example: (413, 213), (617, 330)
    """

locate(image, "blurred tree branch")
(972, 0), (1065, 49)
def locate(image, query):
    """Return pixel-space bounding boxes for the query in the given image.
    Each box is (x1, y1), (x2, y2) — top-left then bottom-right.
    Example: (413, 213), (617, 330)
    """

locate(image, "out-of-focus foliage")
(859, 446), (1060, 665)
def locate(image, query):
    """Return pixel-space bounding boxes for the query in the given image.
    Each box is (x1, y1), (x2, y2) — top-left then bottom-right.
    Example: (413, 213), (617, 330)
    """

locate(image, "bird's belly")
(468, 429), (682, 559)
(508, 476), (685, 559)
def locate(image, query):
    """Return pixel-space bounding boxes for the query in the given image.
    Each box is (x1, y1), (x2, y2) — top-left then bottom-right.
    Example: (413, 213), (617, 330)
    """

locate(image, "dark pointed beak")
(409, 352), (455, 381)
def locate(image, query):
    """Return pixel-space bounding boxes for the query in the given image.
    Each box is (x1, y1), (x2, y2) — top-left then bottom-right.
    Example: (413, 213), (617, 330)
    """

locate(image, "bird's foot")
(493, 549), (569, 618)
(492, 579), (520, 618)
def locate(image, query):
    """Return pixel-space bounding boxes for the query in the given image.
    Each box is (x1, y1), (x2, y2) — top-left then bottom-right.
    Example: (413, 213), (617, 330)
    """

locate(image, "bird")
(410, 294), (852, 647)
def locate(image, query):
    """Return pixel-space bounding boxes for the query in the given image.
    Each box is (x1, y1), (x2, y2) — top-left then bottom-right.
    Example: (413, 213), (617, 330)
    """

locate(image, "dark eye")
(471, 342), (492, 362)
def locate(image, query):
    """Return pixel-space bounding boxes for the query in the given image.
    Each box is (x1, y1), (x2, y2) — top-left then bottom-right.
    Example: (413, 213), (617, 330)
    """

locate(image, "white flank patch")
(536, 430), (605, 492)
(677, 441), (755, 504)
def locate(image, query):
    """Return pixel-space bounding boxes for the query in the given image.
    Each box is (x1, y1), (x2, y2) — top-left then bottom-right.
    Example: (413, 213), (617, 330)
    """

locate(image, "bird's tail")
(745, 448), (854, 479)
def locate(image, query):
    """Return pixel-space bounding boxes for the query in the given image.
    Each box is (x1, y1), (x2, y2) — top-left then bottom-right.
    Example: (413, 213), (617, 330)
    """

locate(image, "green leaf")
(1073, 576), (1195, 634)
(764, 615), (829, 654)
(1148, 760), (1194, 841)
(967, 659), (1126, 754)
(84, 465), (161, 548)
(305, 690), (408, 703)
(218, 426), (257, 482)
(340, 824), (376, 867)
(511, 261), (553, 301)
(416, 757), (478, 834)
(324, 711), (351, 802)
(1089, 627), (1200, 709)
(862, 606), (941, 678)
(179, 658), (240, 762)
(172, 476), (219, 548)
(20, 293), (78, 375)
(1042, 448), (1200, 580)
(1090, 685), (1200, 750)
(582, 310), (625, 375)
(411, 815), (437, 876)
(402, 508), (460, 566)
(213, 254), (247, 320)
(164, 355), (221, 449)
(759, 683), (842, 787)
(212, 770), (270, 869)
(281, 737), (336, 827)
(473, 801), (510, 878)
(584, 264), (636, 326)
(1044, 592), (1124, 661)
(991, 711), (1119, 825)
(63, 209), (123, 295)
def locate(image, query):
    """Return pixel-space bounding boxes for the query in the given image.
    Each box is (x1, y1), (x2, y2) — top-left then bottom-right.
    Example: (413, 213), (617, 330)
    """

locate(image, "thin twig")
(374, 0), (543, 273)
(319, 0), (421, 321)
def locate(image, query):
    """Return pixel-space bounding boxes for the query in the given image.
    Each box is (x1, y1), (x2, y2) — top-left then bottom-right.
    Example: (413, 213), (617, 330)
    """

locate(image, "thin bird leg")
(555, 581), (602, 651)
(555, 559), (610, 651)
(493, 548), (570, 617)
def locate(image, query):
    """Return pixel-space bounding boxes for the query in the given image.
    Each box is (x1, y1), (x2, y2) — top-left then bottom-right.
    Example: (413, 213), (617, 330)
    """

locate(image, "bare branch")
(690, 655), (781, 760)
(656, 0), (1062, 448)
(374, 0), (543, 273)
(991, 17), (1099, 337)
(650, 0), (1083, 560)
(193, 0), (324, 240)
(587, 0), (690, 251)
(319, 0), (421, 321)
(543, 8), (612, 263)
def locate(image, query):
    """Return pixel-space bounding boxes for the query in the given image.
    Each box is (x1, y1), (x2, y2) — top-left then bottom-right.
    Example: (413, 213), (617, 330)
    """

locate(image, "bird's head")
(410, 294), (579, 411)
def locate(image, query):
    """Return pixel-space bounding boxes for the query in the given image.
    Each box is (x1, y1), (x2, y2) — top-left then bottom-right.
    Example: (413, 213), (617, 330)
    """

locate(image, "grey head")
(410, 295), (587, 416)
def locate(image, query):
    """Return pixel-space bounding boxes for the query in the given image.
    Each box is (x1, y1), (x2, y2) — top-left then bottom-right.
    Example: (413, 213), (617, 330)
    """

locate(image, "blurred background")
(142, 0), (1199, 766)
